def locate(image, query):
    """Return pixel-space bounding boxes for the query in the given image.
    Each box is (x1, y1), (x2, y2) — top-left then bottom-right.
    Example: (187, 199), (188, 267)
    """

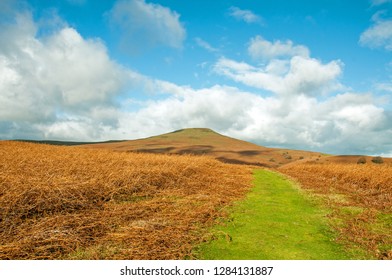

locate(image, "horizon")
(7, 127), (392, 158)
(1, 0), (392, 156)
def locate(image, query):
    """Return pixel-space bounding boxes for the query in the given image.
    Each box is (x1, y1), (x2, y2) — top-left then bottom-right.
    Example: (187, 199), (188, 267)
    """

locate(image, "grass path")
(196, 169), (351, 259)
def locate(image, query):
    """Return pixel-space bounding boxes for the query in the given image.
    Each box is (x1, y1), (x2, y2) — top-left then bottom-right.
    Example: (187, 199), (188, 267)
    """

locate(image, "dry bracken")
(0, 141), (253, 259)
(279, 162), (392, 259)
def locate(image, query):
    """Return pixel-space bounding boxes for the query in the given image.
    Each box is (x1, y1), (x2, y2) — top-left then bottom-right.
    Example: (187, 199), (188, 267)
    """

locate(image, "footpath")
(198, 169), (350, 259)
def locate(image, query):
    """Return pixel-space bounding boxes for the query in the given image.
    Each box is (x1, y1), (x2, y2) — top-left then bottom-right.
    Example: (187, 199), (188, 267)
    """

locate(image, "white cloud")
(376, 82), (392, 92)
(195, 37), (218, 53)
(0, 11), (134, 139)
(43, 28), (130, 107)
(328, 93), (385, 130)
(359, 16), (392, 51)
(215, 36), (343, 97)
(214, 56), (343, 97)
(248, 36), (310, 60)
(108, 0), (186, 52)
(228, 6), (263, 24)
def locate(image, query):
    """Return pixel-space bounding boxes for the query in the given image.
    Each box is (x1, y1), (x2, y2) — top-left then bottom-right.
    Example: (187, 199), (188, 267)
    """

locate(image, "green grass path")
(197, 169), (350, 259)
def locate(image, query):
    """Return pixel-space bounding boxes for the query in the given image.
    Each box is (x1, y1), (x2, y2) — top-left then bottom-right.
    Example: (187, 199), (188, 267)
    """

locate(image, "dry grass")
(82, 128), (320, 168)
(279, 162), (392, 259)
(0, 141), (253, 260)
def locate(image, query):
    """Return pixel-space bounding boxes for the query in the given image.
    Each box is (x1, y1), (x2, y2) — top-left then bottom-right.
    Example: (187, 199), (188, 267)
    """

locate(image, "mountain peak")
(170, 128), (217, 134)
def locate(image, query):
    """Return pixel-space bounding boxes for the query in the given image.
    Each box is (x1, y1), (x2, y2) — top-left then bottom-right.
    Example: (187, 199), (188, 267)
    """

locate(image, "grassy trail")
(197, 169), (351, 259)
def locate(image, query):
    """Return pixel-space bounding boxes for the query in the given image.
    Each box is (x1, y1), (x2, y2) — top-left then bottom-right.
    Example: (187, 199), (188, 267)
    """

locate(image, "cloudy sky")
(1, 0), (392, 156)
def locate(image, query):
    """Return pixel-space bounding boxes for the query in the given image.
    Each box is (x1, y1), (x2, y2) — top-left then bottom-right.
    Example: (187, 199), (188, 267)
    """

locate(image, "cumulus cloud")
(228, 6), (263, 24)
(107, 0), (186, 52)
(214, 56), (343, 97)
(214, 36), (344, 97)
(0, 11), (134, 140)
(359, 14), (392, 51)
(248, 36), (310, 61)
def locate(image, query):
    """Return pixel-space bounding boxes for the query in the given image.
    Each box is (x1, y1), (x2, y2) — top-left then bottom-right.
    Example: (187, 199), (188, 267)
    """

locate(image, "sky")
(1, 0), (392, 156)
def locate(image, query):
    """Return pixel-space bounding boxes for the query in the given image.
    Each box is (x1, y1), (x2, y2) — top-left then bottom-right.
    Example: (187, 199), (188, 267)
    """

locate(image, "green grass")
(196, 169), (351, 259)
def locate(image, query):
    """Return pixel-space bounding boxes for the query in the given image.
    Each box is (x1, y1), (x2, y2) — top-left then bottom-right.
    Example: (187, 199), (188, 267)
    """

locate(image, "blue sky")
(1, 0), (392, 156)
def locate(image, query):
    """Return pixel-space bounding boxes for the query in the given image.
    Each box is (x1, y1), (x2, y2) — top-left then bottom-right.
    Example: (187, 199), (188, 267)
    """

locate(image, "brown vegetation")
(0, 141), (253, 259)
(2, 132), (391, 260)
(357, 157), (367, 164)
(279, 162), (392, 259)
(372, 156), (384, 164)
(305, 155), (392, 165)
(81, 128), (320, 168)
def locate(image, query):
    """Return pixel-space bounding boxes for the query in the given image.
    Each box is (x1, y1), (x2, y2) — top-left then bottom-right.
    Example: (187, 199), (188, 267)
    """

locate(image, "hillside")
(0, 141), (252, 259)
(81, 128), (321, 167)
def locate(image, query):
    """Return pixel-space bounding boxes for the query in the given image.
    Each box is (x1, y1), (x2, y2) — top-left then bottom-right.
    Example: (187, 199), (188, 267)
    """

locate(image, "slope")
(81, 128), (321, 167)
(0, 141), (253, 259)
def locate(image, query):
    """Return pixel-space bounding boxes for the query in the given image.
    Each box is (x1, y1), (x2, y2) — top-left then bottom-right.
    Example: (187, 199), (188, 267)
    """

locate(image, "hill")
(13, 139), (126, 146)
(81, 128), (321, 167)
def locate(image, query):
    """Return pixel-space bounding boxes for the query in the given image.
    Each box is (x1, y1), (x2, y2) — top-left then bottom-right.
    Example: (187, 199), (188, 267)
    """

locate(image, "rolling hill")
(81, 128), (322, 167)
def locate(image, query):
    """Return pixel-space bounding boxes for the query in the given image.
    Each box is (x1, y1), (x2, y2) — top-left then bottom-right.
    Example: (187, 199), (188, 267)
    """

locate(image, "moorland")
(1, 128), (391, 259)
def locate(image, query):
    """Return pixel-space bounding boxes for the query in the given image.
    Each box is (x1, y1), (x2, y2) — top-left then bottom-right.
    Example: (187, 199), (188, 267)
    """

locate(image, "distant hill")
(14, 139), (126, 146)
(80, 128), (322, 167)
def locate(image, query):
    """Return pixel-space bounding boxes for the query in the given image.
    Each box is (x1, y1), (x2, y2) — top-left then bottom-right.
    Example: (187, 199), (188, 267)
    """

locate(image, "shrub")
(282, 152), (292, 160)
(371, 156), (384, 164)
(357, 157), (366, 164)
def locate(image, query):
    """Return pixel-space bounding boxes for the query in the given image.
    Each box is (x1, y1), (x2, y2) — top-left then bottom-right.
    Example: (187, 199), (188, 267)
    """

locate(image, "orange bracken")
(0, 141), (253, 260)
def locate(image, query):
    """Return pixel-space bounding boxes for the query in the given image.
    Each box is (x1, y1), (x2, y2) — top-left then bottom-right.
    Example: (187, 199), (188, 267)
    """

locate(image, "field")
(279, 162), (392, 259)
(1, 131), (392, 260)
(0, 141), (252, 259)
